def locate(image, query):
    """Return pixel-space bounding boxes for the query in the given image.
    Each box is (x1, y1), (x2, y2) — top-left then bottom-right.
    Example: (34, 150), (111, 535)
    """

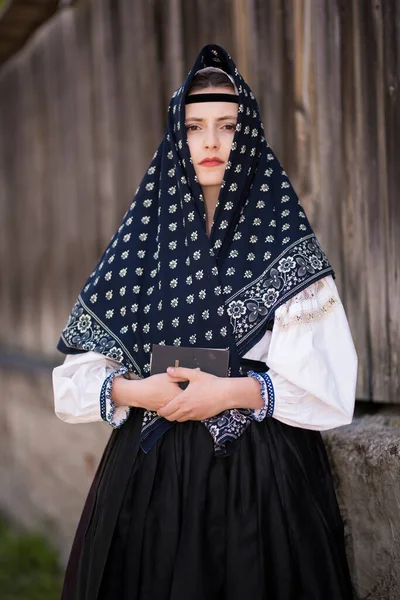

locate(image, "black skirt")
(62, 408), (353, 600)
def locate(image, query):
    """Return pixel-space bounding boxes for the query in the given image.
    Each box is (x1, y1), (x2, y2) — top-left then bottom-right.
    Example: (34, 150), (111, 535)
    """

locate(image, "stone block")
(323, 408), (400, 600)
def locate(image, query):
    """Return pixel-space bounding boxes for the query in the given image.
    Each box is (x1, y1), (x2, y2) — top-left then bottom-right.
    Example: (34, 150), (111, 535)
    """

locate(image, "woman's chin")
(198, 177), (224, 189)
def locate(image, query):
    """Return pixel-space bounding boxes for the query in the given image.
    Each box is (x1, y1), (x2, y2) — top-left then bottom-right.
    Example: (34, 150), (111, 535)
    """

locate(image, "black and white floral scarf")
(58, 44), (333, 455)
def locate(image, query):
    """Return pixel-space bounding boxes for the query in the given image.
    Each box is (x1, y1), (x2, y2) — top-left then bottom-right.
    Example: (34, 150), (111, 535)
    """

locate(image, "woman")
(53, 44), (357, 599)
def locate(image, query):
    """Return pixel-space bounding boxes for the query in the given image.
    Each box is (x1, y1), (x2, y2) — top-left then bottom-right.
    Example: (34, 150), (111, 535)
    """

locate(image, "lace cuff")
(100, 366), (130, 428)
(247, 370), (275, 421)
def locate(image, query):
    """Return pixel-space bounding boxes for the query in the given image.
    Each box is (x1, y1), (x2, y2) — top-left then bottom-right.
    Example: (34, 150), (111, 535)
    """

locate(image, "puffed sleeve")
(52, 351), (139, 427)
(244, 275), (358, 430)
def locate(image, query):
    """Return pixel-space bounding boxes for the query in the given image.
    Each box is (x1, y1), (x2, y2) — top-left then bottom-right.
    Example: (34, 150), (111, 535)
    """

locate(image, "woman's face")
(185, 87), (238, 190)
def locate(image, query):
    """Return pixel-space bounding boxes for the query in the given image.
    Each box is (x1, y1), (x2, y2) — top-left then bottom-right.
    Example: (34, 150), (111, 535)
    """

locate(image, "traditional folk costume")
(53, 45), (357, 599)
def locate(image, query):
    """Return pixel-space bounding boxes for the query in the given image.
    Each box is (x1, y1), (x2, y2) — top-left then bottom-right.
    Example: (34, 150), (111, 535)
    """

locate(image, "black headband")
(185, 93), (239, 105)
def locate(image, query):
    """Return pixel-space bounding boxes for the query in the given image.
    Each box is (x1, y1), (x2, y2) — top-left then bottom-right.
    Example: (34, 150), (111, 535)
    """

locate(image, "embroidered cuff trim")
(100, 366), (129, 428)
(247, 370), (275, 421)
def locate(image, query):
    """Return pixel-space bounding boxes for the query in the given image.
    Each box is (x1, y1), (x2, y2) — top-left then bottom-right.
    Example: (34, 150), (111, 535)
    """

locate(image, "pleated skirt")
(62, 408), (353, 600)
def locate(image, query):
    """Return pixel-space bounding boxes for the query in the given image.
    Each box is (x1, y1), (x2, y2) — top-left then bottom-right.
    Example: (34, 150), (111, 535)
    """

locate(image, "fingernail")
(167, 367), (175, 373)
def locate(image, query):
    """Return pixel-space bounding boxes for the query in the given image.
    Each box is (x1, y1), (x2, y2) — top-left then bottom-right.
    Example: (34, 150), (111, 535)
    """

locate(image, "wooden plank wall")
(0, 0), (59, 66)
(0, 0), (398, 402)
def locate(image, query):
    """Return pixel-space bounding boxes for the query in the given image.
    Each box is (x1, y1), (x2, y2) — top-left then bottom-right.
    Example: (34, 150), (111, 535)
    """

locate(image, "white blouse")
(53, 275), (357, 431)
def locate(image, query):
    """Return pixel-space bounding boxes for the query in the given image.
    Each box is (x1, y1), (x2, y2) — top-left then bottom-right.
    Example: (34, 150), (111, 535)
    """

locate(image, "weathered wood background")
(0, 0), (58, 65)
(0, 0), (399, 402)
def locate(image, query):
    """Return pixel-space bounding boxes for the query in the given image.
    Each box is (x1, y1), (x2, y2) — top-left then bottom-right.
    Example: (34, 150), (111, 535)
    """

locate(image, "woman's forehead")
(185, 101), (238, 121)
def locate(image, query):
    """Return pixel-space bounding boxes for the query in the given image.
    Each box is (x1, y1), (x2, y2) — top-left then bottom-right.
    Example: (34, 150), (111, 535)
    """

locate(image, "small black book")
(150, 344), (230, 389)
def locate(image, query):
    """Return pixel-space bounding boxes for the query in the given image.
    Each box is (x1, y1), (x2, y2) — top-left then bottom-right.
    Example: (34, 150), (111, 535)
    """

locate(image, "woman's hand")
(112, 372), (183, 412)
(156, 367), (230, 422)
(113, 366), (263, 419)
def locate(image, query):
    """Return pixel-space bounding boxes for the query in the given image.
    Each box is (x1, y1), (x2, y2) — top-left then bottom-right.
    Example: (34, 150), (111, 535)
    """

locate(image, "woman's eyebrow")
(185, 115), (238, 123)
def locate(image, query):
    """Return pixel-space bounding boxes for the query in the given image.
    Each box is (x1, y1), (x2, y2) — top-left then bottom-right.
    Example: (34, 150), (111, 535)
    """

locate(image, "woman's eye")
(223, 124), (236, 131)
(186, 124), (199, 131)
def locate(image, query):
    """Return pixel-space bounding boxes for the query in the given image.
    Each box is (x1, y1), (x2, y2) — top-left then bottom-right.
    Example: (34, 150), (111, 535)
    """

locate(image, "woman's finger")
(157, 396), (184, 418)
(166, 374), (192, 382)
(162, 408), (184, 422)
(166, 366), (201, 379)
(176, 414), (191, 422)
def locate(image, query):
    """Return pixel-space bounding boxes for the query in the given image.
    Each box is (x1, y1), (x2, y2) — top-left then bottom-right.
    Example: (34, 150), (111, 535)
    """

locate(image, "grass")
(0, 518), (63, 600)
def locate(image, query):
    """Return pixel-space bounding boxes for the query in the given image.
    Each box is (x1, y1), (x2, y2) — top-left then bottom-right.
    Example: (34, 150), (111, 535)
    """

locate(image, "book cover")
(150, 344), (230, 389)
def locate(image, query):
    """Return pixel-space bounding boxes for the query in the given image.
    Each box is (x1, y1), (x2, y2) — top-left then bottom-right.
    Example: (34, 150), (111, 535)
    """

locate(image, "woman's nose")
(204, 127), (219, 149)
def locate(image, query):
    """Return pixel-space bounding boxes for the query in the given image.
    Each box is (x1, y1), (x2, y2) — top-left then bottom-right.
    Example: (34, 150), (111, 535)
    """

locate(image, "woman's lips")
(199, 158), (224, 167)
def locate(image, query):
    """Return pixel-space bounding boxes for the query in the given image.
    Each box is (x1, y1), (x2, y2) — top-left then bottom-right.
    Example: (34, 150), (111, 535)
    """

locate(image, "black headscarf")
(58, 44), (333, 455)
